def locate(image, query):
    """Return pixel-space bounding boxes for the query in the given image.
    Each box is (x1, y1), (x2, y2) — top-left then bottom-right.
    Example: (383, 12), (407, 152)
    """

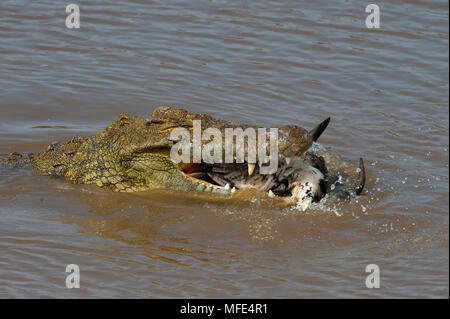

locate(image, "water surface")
(0, 0), (448, 298)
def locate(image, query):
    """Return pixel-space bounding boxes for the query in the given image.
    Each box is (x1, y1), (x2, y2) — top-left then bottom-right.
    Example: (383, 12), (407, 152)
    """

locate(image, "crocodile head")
(31, 107), (364, 208)
(38, 108), (314, 196)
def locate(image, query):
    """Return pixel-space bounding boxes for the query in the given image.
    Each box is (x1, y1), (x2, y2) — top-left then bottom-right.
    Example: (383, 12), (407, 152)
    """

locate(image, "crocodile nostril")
(119, 115), (131, 126)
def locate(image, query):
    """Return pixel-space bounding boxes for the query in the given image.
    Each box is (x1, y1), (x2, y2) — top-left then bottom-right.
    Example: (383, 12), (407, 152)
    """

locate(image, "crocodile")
(0, 107), (365, 209)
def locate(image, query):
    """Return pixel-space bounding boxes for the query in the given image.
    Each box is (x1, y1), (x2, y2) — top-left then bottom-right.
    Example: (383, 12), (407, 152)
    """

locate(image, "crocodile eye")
(144, 117), (164, 126)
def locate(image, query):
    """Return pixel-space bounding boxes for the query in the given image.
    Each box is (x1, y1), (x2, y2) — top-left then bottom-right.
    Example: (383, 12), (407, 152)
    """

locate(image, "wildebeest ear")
(309, 117), (330, 142)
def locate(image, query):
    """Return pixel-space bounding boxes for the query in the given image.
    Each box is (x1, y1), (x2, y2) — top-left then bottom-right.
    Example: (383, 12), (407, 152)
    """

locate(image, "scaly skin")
(1, 107), (314, 194)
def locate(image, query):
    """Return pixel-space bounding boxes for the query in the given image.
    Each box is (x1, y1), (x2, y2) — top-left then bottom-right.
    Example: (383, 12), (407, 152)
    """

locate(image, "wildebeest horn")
(355, 158), (366, 195)
(309, 117), (330, 142)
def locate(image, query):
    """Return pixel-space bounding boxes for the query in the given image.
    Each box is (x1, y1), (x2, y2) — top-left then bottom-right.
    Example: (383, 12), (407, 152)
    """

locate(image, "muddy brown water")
(0, 0), (448, 298)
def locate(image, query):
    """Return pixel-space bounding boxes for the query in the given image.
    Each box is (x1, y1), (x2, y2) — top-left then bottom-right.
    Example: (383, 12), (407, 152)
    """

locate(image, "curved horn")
(309, 117), (330, 142)
(354, 158), (366, 195)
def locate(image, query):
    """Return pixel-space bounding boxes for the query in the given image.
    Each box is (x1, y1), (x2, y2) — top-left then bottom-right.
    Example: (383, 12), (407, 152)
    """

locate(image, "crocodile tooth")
(205, 186), (212, 192)
(268, 190), (275, 197)
(231, 187), (237, 194)
(224, 183), (230, 190)
(248, 163), (256, 176)
(286, 157), (293, 165)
